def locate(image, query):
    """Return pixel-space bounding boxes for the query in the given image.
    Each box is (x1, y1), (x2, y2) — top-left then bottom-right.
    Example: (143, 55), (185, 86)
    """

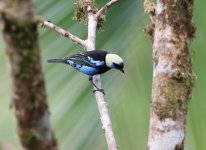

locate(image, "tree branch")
(38, 19), (86, 47)
(95, 0), (119, 18)
(86, 2), (119, 150)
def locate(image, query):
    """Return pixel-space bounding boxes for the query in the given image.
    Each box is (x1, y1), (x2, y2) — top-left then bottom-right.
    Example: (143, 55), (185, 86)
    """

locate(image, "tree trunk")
(147, 0), (195, 149)
(0, 0), (58, 149)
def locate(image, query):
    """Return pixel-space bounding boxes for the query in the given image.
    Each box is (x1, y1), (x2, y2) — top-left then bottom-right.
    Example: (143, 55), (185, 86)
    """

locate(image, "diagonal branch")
(38, 19), (86, 47)
(95, 0), (119, 18)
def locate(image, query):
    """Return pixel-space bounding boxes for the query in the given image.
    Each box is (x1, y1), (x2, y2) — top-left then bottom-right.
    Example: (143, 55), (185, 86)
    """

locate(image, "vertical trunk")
(1, 0), (58, 149)
(147, 0), (195, 149)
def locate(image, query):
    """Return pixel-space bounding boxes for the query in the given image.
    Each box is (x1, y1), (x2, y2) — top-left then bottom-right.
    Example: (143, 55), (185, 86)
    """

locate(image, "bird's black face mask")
(113, 63), (124, 74)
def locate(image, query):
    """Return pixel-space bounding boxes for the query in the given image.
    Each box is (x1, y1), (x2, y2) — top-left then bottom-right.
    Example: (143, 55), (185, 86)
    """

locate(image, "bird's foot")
(93, 88), (105, 95)
(89, 76), (105, 95)
(88, 76), (93, 82)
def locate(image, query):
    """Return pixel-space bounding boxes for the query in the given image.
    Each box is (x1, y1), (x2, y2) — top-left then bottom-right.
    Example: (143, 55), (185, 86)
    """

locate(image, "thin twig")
(144, 0), (156, 23)
(38, 19), (86, 47)
(95, 0), (119, 18)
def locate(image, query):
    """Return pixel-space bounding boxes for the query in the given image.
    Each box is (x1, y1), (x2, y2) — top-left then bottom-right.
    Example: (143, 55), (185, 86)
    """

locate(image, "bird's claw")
(89, 76), (105, 95)
(89, 76), (93, 82)
(93, 88), (105, 95)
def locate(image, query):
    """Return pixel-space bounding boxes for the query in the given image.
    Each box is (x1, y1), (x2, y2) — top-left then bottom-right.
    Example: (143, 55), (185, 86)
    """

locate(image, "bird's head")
(105, 53), (124, 73)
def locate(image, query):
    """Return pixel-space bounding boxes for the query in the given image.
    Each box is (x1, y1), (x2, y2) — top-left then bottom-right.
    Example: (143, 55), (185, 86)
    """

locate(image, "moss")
(19, 48), (38, 78)
(74, 0), (97, 22)
(144, 23), (155, 39)
(20, 130), (41, 148)
(169, 70), (185, 82)
(169, 69), (195, 89)
(97, 14), (106, 30)
(158, 0), (196, 39)
(3, 14), (39, 78)
(74, 0), (105, 30)
(151, 0), (196, 120)
(153, 74), (194, 120)
(175, 141), (184, 150)
(7, 23), (38, 49)
(144, 0), (156, 14)
(154, 98), (187, 120)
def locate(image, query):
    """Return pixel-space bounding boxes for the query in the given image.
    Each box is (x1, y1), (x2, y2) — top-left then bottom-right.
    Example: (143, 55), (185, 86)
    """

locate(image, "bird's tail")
(47, 58), (65, 63)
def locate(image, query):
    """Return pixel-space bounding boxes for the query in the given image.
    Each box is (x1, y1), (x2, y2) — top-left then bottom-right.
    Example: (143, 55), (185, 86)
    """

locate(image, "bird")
(48, 50), (124, 94)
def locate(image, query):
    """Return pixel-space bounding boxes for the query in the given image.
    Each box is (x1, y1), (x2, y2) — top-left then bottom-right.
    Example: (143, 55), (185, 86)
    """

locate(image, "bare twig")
(95, 0), (119, 18)
(144, 0), (156, 23)
(86, 3), (119, 150)
(38, 19), (86, 47)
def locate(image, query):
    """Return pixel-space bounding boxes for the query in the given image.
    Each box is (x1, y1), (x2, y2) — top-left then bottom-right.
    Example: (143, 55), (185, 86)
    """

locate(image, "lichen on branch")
(74, 0), (105, 30)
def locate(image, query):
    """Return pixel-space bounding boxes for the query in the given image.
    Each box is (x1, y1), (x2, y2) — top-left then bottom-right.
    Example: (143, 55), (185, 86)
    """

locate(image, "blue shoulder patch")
(87, 57), (105, 67)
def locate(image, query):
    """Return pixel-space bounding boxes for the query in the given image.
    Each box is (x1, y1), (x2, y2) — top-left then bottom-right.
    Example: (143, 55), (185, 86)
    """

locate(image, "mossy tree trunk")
(0, 0), (58, 149)
(146, 0), (196, 149)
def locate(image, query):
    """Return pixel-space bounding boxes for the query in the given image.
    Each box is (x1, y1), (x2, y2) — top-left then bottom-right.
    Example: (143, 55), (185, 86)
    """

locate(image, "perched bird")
(48, 50), (124, 93)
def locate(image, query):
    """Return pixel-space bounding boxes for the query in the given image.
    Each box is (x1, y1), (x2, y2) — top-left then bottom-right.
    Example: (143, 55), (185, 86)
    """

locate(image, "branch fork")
(39, 1), (120, 150)
(95, 0), (119, 18)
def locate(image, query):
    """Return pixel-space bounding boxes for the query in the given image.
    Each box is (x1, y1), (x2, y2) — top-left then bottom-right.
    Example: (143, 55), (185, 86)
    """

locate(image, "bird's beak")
(120, 69), (125, 74)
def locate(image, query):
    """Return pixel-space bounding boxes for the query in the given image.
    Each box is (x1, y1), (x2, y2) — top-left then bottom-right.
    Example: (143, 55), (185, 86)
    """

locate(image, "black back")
(64, 50), (111, 74)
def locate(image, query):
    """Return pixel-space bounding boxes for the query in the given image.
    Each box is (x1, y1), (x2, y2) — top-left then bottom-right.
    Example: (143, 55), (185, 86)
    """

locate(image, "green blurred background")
(0, 0), (205, 149)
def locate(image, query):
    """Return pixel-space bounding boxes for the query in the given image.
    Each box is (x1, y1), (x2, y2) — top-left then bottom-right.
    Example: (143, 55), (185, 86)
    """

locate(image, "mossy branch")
(74, 0), (119, 30)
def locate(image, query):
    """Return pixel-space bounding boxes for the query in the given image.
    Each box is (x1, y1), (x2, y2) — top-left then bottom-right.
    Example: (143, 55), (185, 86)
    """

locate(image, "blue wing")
(64, 52), (106, 76)
(66, 53), (105, 68)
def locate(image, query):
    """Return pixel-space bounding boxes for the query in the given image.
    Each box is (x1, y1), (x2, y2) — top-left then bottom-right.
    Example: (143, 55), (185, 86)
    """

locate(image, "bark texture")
(0, 0), (58, 149)
(147, 0), (195, 149)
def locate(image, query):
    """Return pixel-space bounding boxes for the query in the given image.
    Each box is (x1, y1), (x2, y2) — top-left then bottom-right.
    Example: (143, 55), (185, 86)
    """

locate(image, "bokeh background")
(0, 0), (205, 149)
